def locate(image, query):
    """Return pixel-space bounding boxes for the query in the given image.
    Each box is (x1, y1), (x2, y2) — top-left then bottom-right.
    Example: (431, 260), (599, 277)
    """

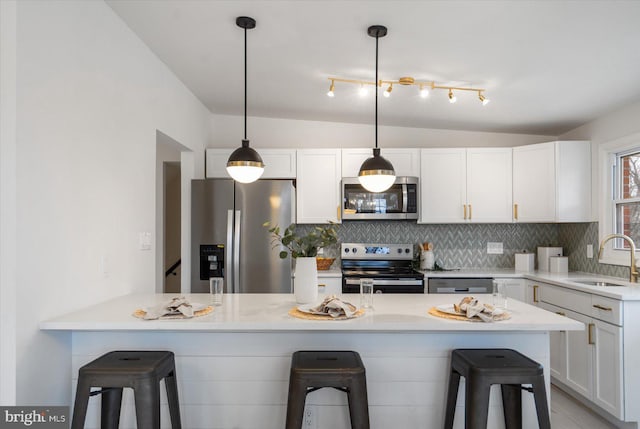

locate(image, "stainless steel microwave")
(342, 176), (419, 220)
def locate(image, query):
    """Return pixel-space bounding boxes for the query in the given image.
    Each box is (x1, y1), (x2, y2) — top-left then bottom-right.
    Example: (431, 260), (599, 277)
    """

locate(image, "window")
(613, 149), (640, 249)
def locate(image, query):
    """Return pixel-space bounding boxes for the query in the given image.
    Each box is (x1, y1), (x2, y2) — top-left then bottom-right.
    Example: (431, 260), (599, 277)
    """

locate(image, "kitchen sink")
(571, 279), (627, 287)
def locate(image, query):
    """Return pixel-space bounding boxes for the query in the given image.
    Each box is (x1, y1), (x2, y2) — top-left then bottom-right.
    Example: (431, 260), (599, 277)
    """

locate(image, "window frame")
(599, 132), (640, 266)
(612, 149), (640, 249)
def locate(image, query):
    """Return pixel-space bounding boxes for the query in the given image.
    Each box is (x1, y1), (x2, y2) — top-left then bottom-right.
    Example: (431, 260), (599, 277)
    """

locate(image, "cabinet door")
(564, 309), (593, 399)
(205, 148), (234, 178)
(593, 319), (623, 419)
(296, 149), (342, 224)
(466, 148), (513, 222)
(495, 278), (525, 302)
(524, 280), (541, 306)
(540, 302), (568, 383)
(318, 276), (342, 296)
(513, 142), (555, 222)
(419, 148), (467, 223)
(342, 148), (420, 177)
(260, 149), (297, 178)
(556, 141), (591, 222)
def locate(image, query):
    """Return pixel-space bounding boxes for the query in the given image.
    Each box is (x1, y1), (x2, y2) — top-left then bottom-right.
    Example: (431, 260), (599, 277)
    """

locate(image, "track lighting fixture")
(357, 25), (396, 193)
(326, 76), (489, 105)
(383, 84), (393, 98)
(448, 88), (457, 103)
(327, 80), (335, 97)
(226, 16), (264, 183)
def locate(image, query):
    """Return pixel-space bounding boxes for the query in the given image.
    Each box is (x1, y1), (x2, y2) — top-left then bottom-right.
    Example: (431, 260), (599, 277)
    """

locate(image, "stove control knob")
(344, 248), (349, 253)
(397, 248), (402, 254)
(405, 248), (410, 253)
(352, 248), (357, 253)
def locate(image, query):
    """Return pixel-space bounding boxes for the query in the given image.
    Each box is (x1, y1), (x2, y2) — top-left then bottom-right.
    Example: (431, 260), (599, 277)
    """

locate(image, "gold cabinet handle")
(514, 203), (518, 220)
(318, 283), (326, 288)
(556, 311), (566, 316)
(468, 204), (472, 220)
(533, 285), (539, 303)
(463, 204), (467, 220)
(593, 304), (613, 312)
(337, 205), (341, 221)
(588, 323), (595, 345)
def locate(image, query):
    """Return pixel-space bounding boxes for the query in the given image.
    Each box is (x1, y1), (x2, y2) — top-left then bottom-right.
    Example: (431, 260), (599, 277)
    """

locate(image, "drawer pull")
(463, 204), (467, 220)
(318, 284), (326, 288)
(593, 304), (613, 312)
(556, 311), (566, 316)
(533, 285), (539, 303)
(588, 323), (595, 345)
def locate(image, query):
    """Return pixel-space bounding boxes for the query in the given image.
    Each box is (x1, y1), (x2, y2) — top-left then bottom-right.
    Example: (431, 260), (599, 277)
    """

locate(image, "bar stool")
(71, 351), (181, 429)
(444, 348), (551, 429)
(285, 350), (370, 429)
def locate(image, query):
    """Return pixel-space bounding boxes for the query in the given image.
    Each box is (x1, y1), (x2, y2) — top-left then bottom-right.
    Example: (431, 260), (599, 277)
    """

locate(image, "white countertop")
(39, 293), (582, 333)
(419, 269), (640, 300)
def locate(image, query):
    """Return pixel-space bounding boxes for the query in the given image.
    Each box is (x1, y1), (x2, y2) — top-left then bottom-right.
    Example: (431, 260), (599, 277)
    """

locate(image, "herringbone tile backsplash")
(299, 221), (629, 279)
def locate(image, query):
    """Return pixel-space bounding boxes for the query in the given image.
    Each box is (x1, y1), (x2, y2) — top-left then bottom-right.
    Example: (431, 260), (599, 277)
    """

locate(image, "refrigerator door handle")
(233, 210), (241, 294)
(226, 209), (234, 292)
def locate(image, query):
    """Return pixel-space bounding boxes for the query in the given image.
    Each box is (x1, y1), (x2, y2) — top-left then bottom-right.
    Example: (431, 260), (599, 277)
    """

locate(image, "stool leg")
(500, 384), (522, 429)
(347, 377), (370, 429)
(71, 377), (92, 429)
(164, 372), (182, 429)
(465, 377), (490, 429)
(285, 378), (308, 429)
(443, 370), (461, 429)
(133, 380), (161, 429)
(100, 388), (123, 429)
(531, 379), (551, 429)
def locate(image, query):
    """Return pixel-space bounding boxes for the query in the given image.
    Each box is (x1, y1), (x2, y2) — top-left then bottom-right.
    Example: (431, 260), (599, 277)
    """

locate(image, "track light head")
(479, 92), (490, 106)
(383, 84), (393, 98)
(419, 84), (429, 98)
(327, 80), (335, 97)
(448, 88), (457, 103)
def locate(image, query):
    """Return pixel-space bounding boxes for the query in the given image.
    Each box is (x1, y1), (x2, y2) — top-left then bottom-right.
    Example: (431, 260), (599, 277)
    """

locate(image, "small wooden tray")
(288, 307), (365, 320)
(428, 307), (511, 322)
(133, 306), (213, 320)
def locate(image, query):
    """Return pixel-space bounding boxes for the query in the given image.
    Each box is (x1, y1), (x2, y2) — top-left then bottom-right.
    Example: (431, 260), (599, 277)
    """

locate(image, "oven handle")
(345, 278), (424, 286)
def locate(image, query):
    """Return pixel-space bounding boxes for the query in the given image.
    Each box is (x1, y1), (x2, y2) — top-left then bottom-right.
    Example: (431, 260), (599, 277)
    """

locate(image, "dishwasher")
(427, 277), (493, 294)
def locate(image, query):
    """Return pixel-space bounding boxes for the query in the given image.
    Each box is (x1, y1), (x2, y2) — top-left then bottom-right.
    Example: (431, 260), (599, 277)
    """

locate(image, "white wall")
(11, 0), (211, 404)
(210, 114), (555, 149)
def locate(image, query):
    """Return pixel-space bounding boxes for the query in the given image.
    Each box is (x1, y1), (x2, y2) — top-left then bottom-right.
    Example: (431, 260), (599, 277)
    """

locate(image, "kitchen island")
(41, 293), (581, 429)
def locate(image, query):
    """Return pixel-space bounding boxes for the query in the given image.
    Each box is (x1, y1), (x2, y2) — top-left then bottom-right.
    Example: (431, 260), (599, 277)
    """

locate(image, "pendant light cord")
(375, 34), (378, 149)
(244, 26), (248, 140)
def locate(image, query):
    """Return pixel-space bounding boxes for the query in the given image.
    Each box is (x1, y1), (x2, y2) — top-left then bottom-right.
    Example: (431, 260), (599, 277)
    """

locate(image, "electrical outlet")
(587, 244), (594, 259)
(487, 242), (504, 255)
(304, 405), (314, 429)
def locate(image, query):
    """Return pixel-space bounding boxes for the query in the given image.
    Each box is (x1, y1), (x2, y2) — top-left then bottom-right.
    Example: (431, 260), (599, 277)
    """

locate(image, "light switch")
(587, 244), (594, 259)
(139, 232), (151, 250)
(487, 242), (504, 254)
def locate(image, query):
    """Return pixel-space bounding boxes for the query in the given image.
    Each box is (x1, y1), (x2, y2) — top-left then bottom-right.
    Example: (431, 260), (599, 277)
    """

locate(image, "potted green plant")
(264, 222), (338, 303)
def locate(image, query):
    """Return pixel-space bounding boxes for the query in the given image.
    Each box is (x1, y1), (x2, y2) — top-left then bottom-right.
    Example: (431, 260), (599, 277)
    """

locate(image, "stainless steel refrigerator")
(191, 179), (294, 293)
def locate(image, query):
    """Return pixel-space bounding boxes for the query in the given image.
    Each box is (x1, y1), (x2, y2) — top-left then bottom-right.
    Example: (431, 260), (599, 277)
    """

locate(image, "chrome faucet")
(598, 234), (639, 283)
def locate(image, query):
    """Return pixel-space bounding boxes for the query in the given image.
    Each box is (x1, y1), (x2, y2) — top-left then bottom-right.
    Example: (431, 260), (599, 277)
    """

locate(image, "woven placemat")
(288, 307), (365, 321)
(133, 306), (214, 320)
(428, 307), (511, 322)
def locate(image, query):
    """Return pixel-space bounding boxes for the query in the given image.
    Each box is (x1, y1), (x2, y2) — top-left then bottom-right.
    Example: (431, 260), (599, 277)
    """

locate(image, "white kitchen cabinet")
(341, 148), (420, 177)
(493, 278), (525, 302)
(205, 148), (296, 179)
(419, 148), (512, 223)
(513, 142), (556, 222)
(524, 280), (542, 306)
(296, 149), (342, 224)
(539, 282), (624, 420)
(512, 141), (591, 222)
(317, 275), (342, 296)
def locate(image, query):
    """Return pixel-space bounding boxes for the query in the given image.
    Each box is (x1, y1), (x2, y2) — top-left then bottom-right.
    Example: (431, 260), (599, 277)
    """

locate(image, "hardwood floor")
(551, 384), (617, 429)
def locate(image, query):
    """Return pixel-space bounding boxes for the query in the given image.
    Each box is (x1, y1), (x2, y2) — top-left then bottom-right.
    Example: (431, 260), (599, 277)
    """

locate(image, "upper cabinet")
(513, 141), (591, 222)
(419, 148), (512, 223)
(296, 149), (342, 224)
(206, 148), (296, 179)
(341, 148), (420, 177)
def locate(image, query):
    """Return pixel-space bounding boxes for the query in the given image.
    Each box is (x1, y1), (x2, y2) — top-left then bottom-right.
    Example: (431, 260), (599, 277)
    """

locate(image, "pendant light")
(358, 25), (396, 193)
(226, 16), (265, 183)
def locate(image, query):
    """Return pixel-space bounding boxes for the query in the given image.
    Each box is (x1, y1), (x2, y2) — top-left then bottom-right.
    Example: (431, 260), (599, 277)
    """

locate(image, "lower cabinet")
(539, 283), (624, 420)
(493, 278), (525, 302)
(317, 275), (342, 296)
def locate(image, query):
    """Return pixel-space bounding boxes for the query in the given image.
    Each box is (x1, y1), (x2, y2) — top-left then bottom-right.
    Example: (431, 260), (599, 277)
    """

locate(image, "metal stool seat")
(285, 350), (370, 429)
(71, 351), (181, 429)
(444, 348), (551, 429)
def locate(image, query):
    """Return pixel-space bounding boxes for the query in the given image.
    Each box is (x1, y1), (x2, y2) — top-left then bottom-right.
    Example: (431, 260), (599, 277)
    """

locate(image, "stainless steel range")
(341, 243), (425, 294)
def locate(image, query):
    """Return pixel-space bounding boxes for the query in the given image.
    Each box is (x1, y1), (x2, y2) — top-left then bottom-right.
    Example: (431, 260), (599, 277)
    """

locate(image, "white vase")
(294, 257), (318, 304)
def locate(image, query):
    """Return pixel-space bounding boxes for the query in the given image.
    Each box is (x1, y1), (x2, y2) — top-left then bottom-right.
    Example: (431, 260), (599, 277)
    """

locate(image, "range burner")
(340, 243), (424, 294)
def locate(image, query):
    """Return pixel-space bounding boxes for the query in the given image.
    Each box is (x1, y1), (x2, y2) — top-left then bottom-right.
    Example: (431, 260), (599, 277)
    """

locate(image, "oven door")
(343, 277), (424, 294)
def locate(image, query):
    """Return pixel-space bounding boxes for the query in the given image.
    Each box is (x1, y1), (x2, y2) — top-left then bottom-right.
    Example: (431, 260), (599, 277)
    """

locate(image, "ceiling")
(106, 0), (640, 136)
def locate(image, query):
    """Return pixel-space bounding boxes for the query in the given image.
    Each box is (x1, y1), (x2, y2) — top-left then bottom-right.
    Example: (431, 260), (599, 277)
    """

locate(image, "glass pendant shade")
(226, 139), (264, 183)
(358, 148), (396, 192)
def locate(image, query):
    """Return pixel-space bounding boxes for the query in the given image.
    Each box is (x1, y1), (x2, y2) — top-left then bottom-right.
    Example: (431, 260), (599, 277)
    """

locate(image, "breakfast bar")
(40, 293), (582, 429)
